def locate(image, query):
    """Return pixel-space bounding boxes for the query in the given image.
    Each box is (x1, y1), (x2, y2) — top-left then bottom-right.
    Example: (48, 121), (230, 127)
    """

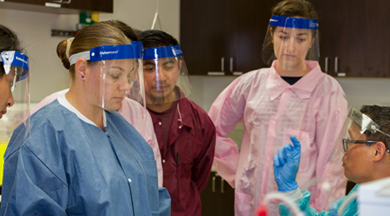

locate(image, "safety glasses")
(342, 138), (390, 153)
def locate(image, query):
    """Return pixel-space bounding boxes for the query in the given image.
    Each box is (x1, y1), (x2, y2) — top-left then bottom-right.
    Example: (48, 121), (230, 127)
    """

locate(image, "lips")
(284, 54), (295, 58)
(0, 110), (6, 119)
(113, 97), (124, 102)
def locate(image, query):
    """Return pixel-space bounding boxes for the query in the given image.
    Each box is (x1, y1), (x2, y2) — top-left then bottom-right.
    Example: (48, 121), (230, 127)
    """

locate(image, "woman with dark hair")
(208, 0), (348, 215)
(0, 24), (28, 120)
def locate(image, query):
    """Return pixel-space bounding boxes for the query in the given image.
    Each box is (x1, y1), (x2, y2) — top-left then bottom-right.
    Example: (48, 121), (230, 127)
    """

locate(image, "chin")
(104, 103), (121, 111)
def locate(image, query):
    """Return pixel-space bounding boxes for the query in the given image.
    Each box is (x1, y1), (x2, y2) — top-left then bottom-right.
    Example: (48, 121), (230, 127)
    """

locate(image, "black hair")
(360, 105), (390, 149)
(139, 30), (179, 49)
(0, 24), (23, 77)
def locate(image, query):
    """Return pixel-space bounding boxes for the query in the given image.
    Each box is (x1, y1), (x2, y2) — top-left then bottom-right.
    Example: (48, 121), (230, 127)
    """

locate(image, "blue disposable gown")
(279, 185), (358, 216)
(0, 99), (171, 216)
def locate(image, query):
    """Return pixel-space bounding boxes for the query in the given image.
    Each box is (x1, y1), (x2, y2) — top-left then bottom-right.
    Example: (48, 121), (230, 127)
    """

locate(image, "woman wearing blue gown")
(1, 23), (170, 216)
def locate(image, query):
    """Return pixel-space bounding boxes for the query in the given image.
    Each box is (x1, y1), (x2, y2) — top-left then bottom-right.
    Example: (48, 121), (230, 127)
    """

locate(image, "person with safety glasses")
(272, 105), (390, 216)
(1, 23), (170, 215)
(208, 0), (347, 214)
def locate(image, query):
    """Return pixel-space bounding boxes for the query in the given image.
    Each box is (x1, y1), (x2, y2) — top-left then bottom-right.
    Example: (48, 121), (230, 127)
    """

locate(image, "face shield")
(142, 45), (192, 105)
(328, 107), (390, 164)
(0, 51), (30, 145)
(262, 15), (319, 71)
(69, 43), (144, 111)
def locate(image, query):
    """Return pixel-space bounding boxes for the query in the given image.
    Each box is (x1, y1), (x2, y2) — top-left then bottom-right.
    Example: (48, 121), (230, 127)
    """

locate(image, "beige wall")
(0, 0), (179, 102)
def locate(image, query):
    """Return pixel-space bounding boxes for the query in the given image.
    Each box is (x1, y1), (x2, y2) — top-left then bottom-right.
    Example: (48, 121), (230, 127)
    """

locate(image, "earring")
(81, 76), (84, 79)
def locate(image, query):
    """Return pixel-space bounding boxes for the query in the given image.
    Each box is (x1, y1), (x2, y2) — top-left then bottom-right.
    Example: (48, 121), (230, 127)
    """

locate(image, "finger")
(290, 135), (301, 160)
(284, 143), (293, 151)
(290, 135), (301, 149)
(277, 148), (286, 165)
(273, 154), (280, 167)
(285, 147), (293, 161)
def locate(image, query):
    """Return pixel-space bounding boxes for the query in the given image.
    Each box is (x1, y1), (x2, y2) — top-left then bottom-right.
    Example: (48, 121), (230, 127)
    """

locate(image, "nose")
(119, 79), (132, 92)
(285, 38), (296, 52)
(7, 92), (14, 107)
(156, 67), (167, 82)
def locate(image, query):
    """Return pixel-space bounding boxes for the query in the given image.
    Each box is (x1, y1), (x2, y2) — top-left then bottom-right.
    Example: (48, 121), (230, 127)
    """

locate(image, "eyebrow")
(162, 60), (176, 66)
(112, 66), (125, 72)
(143, 62), (155, 66)
(277, 30), (308, 36)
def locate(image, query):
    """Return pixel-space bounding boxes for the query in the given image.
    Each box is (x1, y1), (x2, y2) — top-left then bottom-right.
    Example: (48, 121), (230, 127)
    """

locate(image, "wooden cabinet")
(200, 171), (235, 216)
(312, 0), (390, 77)
(0, 0), (113, 13)
(180, 0), (278, 75)
(181, 0), (390, 77)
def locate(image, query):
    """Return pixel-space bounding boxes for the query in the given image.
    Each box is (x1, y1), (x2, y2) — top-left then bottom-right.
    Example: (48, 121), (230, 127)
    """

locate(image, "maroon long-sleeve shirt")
(148, 97), (216, 216)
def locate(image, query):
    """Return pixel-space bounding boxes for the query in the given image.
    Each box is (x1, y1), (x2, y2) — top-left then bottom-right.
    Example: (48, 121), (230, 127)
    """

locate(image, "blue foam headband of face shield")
(69, 43), (143, 66)
(143, 46), (183, 60)
(0, 51), (29, 71)
(0, 50), (29, 82)
(269, 15), (318, 30)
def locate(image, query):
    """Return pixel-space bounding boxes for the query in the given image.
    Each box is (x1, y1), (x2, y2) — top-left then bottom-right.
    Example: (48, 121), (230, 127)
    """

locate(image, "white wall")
(0, 0), (179, 102)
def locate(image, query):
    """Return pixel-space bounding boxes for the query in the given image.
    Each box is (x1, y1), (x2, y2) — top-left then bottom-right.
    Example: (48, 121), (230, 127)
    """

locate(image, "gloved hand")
(273, 135), (301, 192)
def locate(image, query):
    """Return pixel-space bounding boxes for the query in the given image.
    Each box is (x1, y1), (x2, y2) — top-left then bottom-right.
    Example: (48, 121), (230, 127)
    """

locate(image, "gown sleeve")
(279, 186), (358, 216)
(312, 83), (348, 210)
(191, 110), (216, 192)
(1, 144), (68, 216)
(208, 74), (250, 187)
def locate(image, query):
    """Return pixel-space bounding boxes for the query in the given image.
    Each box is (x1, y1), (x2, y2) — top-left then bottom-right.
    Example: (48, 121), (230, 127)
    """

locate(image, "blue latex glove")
(273, 135), (301, 192)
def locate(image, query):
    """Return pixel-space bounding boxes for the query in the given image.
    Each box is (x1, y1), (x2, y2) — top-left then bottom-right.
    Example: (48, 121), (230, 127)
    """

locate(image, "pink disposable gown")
(208, 61), (348, 216)
(31, 89), (163, 187)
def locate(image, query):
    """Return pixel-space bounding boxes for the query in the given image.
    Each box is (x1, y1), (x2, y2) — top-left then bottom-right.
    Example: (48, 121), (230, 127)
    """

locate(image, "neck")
(66, 85), (105, 130)
(276, 61), (311, 77)
(147, 89), (178, 113)
(147, 101), (174, 113)
(357, 160), (390, 184)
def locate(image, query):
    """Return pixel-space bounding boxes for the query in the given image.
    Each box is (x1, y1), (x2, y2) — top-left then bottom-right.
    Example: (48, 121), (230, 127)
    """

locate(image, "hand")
(273, 135), (301, 192)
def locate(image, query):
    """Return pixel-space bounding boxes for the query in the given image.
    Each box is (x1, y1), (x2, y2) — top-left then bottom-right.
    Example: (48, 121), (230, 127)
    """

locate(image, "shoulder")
(233, 68), (269, 87)
(318, 74), (344, 93)
(31, 89), (69, 115)
(219, 67), (269, 99)
(6, 101), (71, 161)
(181, 98), (215, 127)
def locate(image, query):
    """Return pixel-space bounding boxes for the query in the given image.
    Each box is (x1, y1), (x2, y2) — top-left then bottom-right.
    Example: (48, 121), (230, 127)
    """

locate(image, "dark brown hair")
(0, 25), (23, 77)
(272, 0), (317, 19)
(101, 20), (139, 41)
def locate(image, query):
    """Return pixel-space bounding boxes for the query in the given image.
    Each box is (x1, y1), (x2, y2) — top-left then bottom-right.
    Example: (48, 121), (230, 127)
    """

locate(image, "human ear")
(372, 141), (387, 161)
(75, 59), (88, 79)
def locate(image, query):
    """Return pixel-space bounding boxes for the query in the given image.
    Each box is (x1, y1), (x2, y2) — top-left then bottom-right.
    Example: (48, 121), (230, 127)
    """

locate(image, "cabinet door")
(227, 0), (278, 73)
(181, 0), (278, 75)
(61, 0), (113, 13)
(200, 172), (221, 215)
(2, 0), (113, 13)
(312, 0), (390, 77)
(181, 0), (229, 75)
(200, 172), (235, 216)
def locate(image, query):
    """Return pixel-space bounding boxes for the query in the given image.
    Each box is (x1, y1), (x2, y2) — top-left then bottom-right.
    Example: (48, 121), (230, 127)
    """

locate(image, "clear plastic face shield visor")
(69, 43), (145, 111)
(142, 45), (192, 105)
(0, 51), (30, 144)
(328, 107), (390, 165)
(262, 15), (319, 71)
